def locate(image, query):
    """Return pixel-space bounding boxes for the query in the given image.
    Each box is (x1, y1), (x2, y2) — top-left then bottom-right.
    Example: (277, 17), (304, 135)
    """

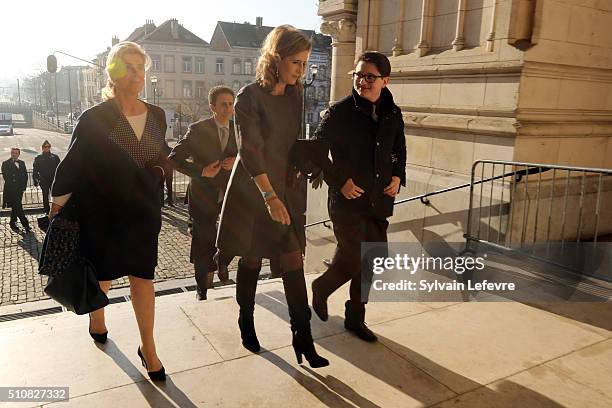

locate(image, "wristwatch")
(262, 190), (277, 201)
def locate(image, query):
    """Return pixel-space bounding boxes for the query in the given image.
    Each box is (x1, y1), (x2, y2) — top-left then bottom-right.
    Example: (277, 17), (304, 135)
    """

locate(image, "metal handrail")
(304, 165), (552, 228)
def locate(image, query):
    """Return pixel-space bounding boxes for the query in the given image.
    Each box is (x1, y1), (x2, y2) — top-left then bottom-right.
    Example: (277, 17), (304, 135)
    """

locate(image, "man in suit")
(2, 147), (31, 232)
(33, 140), (61, 214)
(168, 86), (237, 300)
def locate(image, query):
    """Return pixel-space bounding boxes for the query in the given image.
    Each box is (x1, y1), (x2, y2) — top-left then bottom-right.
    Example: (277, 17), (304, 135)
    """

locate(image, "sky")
(0, 0), (321, 86)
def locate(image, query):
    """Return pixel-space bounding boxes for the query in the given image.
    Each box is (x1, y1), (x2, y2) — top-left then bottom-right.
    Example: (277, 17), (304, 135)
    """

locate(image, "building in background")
(306, 0), (612, 273)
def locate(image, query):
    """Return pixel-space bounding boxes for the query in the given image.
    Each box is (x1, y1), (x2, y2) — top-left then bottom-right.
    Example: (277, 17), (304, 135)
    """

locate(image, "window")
(164, 55), (175, 72)
(165, 80), (175, 98)
(318, 86), (326, 100)
(195, 81), (205, 99)
(195, 57), (205, 74)
(306, 87), (315, 101)
(151, 54), (161, 72)
(233, 59), (241, 74)
(182, 56), (192, 73)
(307, 112), (314, 123)
(318, 65), (326, 80)
(216, 80), (224, 86)
(183, 81), (193, 98)
(244, 60), (253, 75)
(232, 80), (241, 92)
(216, 58), (224, 74)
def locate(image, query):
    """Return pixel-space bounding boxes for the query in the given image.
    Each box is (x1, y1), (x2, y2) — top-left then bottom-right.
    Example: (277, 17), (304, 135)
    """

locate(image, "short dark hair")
(42, 140), (51, 147)
(208, 86), (235, 105)
(356, 51), (391, 77)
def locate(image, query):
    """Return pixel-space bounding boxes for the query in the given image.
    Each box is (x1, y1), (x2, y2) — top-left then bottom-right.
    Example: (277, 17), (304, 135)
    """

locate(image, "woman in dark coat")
(309, 52), (407, 343)
(49, 41), (168, 381)
(217, 25), (328, 368)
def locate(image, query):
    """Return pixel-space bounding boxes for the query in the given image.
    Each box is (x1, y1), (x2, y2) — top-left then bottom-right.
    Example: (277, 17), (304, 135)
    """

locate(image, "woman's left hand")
(384, 176), (401, 197)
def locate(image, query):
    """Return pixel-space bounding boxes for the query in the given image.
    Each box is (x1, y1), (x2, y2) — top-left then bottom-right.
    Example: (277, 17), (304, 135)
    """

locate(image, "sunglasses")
(352, 72), (384, 83)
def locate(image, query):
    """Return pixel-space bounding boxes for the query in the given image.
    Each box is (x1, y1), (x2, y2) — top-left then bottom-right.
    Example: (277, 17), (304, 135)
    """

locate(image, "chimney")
(144, 19), (156, 35)
(256, 17), (263, 27)
(170, 19), (179, 39)
(111, 35), (119, 46)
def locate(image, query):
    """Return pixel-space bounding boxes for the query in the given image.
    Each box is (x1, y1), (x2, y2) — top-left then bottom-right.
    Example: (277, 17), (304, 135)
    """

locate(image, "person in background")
(2, 147), (31, 233)
(33, 140), (61, 214)
(168, 85), (237, 300)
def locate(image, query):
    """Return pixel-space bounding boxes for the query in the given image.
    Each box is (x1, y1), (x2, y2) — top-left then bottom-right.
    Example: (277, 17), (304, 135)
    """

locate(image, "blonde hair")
(101, 41), (150, 101)
(255, 25), (312, 92)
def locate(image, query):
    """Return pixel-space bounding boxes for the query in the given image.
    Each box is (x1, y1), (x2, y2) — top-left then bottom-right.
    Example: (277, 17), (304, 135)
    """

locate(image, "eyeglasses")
(352, 72), (384, 83)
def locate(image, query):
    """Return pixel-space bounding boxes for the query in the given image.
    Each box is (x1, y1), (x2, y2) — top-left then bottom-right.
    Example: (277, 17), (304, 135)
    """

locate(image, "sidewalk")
(0, 273), (611, 407)
(0, 203), (249, 306)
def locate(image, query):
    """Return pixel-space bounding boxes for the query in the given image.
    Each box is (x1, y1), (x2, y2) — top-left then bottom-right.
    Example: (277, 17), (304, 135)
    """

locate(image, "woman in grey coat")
(217, 25), (328, 368)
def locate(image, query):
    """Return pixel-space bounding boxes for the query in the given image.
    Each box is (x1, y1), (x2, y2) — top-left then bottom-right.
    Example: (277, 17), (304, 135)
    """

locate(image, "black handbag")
(38, 200), (109, 315)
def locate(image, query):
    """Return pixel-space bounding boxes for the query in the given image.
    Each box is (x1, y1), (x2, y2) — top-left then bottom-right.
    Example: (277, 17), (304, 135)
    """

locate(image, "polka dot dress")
(109, 111), (164, 168)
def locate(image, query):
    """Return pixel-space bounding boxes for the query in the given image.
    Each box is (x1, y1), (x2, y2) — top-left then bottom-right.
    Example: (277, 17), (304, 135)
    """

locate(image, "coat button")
(376, 173), (379, 178)
(376, 142), (380, 146)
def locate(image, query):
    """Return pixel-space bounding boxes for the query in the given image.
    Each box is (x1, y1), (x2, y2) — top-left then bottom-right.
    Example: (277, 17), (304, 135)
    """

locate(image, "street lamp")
(150, 76), (158, 105)
(302, 64), (318, 139)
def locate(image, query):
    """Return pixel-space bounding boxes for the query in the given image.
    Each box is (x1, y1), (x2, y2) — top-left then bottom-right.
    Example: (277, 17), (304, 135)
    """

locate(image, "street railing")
(0, 169), (190, 211)
(464, 160), (612, 281)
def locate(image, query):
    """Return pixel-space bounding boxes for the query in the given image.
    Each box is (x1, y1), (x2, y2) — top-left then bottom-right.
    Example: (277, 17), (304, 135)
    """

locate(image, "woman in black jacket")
(217, 25), (328, 368)
(49, 41), (169, 381)
(310, 51), (406, 342)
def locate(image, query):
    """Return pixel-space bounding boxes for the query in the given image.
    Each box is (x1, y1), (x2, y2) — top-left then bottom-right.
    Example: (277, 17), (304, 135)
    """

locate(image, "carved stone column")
(318, 1), (358, 103)
(320, 17), (357, 103)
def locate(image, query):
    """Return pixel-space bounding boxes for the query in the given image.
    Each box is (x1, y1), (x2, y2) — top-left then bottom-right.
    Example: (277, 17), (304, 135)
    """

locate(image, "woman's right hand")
(266, 197), (291, 225)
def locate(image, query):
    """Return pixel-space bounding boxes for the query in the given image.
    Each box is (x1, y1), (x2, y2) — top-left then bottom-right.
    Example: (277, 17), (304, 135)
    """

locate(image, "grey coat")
(216, 83), (306, 258)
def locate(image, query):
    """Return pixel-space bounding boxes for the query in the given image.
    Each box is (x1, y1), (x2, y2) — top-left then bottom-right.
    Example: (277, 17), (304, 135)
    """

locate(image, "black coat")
(2, 158), (28, 208)
(168, 117), (238, 263)
(311, 88), (407, 219)
(33, 152), (60, 186)
(217, 83), (306, 258)
(51, 99), (170, 279)
(169, 117), (238, 222)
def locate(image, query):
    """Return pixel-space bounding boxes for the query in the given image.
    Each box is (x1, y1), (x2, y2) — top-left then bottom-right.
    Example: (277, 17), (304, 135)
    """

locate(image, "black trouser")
(165, 169), (173, 204)
(315, 212), (388, 304)
(40, 182), (51, 214)
(10, 191), (29, 229)
(193, 209), (233, 291)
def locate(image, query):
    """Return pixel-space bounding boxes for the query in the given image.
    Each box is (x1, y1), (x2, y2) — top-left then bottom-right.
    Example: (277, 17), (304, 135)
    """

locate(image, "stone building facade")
(306, 0), (612, 272)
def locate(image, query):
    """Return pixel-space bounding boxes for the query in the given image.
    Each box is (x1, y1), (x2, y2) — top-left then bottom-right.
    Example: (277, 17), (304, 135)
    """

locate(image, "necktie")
(220, 127), (229, 151)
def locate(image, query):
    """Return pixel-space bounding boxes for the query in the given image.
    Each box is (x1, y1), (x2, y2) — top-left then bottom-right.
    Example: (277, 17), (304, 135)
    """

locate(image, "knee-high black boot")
(236, 260), (261, 352)
(282, 270), (329, 368)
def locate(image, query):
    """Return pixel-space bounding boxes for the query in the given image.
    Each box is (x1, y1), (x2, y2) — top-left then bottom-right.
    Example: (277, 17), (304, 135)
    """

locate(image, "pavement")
(0, 272), (611, 407)
(0, 202), (257, 307)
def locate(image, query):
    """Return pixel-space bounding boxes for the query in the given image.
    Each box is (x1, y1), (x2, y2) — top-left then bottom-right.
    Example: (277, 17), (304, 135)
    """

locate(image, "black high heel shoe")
(137, 347), (166, 381)
(88, 315), (108, 344)
(292, 330), (329, 368)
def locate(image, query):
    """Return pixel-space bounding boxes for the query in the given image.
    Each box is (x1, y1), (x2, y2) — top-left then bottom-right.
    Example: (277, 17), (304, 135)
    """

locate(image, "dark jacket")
(311, 87), (406, 219)
(33, 152), (60, 186)
(217, 83), (306, 257)
(2, 158), (28, 208)
(168, 117), (238, 222)
(51, 99), (170, 278)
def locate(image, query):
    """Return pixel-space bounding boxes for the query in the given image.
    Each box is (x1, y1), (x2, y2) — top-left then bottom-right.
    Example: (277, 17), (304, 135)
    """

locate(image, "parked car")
(0, 113), (13, 136)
